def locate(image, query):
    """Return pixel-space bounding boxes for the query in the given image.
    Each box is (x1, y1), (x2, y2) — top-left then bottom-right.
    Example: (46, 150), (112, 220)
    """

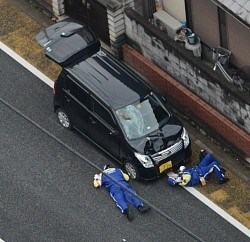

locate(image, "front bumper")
(138, 143), (192, 181)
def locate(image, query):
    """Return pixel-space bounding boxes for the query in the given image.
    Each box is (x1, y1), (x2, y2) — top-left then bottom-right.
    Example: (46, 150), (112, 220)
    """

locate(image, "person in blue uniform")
(167, 150), (229, 187)
(93, 165), (150, 221)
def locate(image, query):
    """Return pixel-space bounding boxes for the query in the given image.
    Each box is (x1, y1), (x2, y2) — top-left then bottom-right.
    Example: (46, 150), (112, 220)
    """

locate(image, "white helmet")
(179, 166), (186, 172)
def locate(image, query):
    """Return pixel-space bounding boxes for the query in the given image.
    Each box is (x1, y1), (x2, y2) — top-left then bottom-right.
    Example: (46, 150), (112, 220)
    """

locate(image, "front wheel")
(56, 108), (72, 130)
(124, 161), (140, 181)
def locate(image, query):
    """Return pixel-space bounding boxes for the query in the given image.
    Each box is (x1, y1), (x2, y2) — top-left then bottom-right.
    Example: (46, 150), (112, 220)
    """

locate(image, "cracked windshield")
(116, 92), (170, 139)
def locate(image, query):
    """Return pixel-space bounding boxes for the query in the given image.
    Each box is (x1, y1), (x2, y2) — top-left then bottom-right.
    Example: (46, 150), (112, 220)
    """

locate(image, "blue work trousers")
(197, 154), (225, 180)
(109, 185), (143, 213)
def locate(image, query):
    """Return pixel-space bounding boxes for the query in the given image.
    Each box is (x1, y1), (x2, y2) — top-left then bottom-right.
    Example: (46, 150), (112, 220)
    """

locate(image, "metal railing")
(212, 47), (247, 92)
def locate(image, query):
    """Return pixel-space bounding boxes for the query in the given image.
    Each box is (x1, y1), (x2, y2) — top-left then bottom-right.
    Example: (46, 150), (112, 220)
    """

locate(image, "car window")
(64, 76), (89, 106)
(116, 92), (170, 139)
(91, 98), (116, 129)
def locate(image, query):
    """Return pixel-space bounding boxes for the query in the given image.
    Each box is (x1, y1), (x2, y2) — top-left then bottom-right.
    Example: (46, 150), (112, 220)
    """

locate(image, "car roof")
(67, 49), (151, 110)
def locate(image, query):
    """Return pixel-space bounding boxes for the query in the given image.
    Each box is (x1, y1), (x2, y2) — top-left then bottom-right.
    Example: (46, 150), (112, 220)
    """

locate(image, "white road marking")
(0, 42), (54, 88)
(0, 41), (249, 238)
(185, 186), (250, 236)
(167, 170), (250, 238)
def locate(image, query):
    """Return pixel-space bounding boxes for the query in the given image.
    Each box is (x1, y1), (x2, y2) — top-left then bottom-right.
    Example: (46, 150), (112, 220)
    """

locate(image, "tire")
(124, 161), (140, 181)
(56, 108), (72, 130)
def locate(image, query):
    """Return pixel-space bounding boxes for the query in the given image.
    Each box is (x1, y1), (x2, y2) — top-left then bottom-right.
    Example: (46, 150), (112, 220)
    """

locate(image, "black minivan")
(36, 19), (191, 181)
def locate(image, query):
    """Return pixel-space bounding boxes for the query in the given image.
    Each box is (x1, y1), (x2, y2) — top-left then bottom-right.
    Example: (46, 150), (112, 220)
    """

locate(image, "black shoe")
(199, 149), (208, 161)
(221, 168), (227, 173)
(138, 205), (151, 213)
(124, 208), (134, 221)
(217, 178), (229, 185)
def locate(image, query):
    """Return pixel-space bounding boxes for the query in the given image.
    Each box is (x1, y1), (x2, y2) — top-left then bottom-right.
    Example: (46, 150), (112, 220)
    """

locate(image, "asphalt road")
(0, 49), (249, 241)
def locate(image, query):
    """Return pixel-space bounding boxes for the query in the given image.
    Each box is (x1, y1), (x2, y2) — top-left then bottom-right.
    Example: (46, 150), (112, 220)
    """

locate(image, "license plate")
(159, 160), (172, 173)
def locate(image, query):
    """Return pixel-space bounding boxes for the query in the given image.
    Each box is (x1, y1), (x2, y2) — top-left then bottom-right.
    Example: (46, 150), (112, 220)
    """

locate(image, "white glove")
(179, 166), (186, 172)
(176, 176), (182, 183)
(94, 174), (99, 180)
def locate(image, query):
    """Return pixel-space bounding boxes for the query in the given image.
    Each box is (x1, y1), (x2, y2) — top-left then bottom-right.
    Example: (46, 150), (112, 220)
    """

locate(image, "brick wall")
(122, 44), (250, 157)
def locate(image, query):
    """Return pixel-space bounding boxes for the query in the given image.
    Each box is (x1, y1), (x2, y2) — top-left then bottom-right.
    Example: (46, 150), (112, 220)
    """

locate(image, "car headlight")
(181, 127), (190, 148)
(134, 152), (154, 168)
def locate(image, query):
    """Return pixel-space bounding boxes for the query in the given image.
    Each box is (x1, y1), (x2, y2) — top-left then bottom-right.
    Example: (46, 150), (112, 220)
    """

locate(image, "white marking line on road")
(185, 187), (250, 237)
(167, 171), (250, 238)
(1, 40), (249, 238)
(0, 42), (54, 88)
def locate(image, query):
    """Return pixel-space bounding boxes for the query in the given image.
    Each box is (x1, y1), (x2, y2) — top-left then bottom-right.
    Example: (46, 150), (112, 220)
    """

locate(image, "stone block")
(108, 13), (124, 23)
(109, 29), (125, 39)
(106, 0), (122, 12)
(107, 8), (123, 17)
(52, 0), (63, 4)
(52, 3), (65, 16)
(109, 23), (125, 33)
(108, 18), (124, 28)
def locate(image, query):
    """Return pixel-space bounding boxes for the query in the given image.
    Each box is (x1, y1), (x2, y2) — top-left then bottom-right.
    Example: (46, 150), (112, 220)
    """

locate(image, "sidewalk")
(1, 0), (249, 229)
